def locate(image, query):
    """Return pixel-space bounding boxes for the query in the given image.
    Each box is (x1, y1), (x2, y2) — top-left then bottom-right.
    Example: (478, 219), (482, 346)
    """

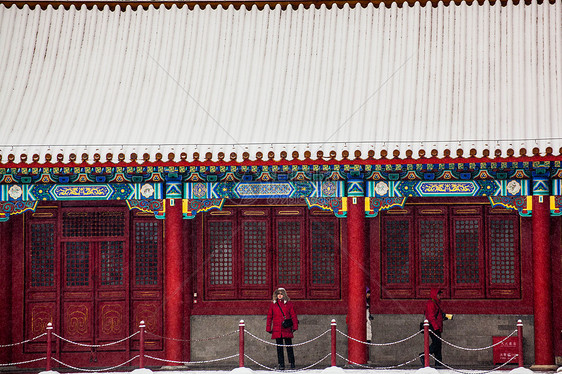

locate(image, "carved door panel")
(62, 239), (129, 352)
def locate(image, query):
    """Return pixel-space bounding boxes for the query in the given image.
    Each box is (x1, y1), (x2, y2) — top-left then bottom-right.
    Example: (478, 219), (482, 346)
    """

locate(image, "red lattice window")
(311, 221), (336, 285)
(243, 221), (267, 285)
(384, 219), (411, 285)
(487, 216), (520, 298)
(277, 221), (302, 285)
(451, 212), (484, 298)
(454, 219), (480, 284)
(209, 221), (233, 286)
(62, 211), (125, 237)
(66, 242), (90, 287)
(100, 241), (124, 286)
(201, 206), (339, 301)
(30, 223), (56, 288)
(419, 219), (445, 285)
(380, 204), (520, 300)
(489, 219), (516, 284)
(134, 221), (159, 286)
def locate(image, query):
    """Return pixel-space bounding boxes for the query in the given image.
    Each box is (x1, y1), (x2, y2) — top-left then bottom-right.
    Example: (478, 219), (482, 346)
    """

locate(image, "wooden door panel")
(132, 301), (163, 350)
(98, 301), (127, 350)
(25, 302), (56, 353)
(62, 302), (93, 352)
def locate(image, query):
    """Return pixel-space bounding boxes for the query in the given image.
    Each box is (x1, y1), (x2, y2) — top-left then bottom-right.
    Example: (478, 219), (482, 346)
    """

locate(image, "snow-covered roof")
(0, 1), (561, 164)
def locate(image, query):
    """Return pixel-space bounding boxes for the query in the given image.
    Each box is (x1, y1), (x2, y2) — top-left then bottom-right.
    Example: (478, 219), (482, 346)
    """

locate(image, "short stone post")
(239, 320), (245, 368)
(139, 320), (146, 369)
(331, 319), (337, 366)
(46, 322), (53, 371)
(517, 320), (524, 367)
(424, 319), (430, 367)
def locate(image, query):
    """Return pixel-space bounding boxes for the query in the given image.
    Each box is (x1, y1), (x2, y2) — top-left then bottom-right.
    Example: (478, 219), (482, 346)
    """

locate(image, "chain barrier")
(336, 328), (423, 346)
(51, 355), (139, 372)
(430, 329), (518, 351)
(0, 333), (47, 348)
(431, 353), (519, 374)
(336, 353), (421, 369)
(244, 353), (331, 371)
(144, 353), (239, 365)
(146, 330), (237, 342)
(0, 357), (46, 367)
(245, 329), (330, 347)
(52, 331), (139, 348)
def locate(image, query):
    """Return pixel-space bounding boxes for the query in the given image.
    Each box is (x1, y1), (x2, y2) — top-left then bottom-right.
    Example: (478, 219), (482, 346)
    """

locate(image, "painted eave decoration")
(0, 0), (561, 219)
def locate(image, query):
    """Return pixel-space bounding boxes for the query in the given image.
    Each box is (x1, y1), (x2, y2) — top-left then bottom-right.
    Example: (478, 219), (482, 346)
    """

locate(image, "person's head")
(430, 287), (444, 300)
(272, 288), (290, 302)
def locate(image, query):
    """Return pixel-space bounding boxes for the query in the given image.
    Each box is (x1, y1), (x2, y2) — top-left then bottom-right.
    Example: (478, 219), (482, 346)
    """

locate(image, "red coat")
(266, 300), (298, 339)
(425, 288), (444, 332)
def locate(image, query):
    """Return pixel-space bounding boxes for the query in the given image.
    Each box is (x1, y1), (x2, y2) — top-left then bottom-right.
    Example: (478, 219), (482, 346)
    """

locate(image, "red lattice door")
(60, 209), (130, 354)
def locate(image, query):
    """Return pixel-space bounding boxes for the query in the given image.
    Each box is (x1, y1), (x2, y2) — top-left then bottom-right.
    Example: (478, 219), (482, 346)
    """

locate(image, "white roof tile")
(0, 1), (561, 164)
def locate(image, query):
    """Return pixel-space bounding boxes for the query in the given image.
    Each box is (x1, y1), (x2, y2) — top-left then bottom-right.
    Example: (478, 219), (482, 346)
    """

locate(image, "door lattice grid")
(66, 242), (90, 287)
(100, 241), (124, 286)
(311, 221), (336, 284)
(277, 221), (301, 284)
(134, 221), (159, 286)
(209, 221), (233, 285)
(63, 212), (125, 237)
(420, 220), (444, 284)
(243, 221), (267, 285)
(385, 220), (410, 284)
(30, 223), (55, 288)
(489, 219), (516, 284)
(454, 219), (480, 284)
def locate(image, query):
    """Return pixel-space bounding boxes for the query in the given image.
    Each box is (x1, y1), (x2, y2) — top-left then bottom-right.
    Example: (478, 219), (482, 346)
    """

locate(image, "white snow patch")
(509, 367), (534, 374)
(415, 367), (439, 374)
(131, 368), (154, 374)
(321, 366), (346, 374)
(38, 370), (60, 374)
(230, 367), (255, 374)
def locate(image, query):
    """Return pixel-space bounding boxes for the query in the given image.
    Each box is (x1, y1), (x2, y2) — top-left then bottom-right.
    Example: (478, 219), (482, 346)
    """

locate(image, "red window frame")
(381, 208), (415, 298)
(450, 206), (485, 298)
(485, 207), (521, 298)
(200, 205), (342, 301)
(416, 206), (449, 298)
(380, 203), (521, 301)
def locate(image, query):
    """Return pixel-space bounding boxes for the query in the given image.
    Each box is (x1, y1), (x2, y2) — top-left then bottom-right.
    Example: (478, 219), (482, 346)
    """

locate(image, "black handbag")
(278, 302), (293, 329)
(282, 319), (294, 328)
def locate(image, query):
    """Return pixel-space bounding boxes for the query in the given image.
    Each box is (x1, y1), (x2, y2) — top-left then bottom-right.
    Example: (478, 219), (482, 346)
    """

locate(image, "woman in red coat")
(266, 288), (298, 370)
(424, 288), (445, 366)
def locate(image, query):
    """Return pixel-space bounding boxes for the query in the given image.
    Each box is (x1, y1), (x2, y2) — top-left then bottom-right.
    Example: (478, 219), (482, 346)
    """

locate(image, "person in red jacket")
(266, 288), (298, 370)
(424, 288), (445, 367)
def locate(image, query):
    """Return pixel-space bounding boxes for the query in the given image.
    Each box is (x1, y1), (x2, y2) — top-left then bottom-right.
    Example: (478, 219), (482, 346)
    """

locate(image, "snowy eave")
(0, 1), (561, 165)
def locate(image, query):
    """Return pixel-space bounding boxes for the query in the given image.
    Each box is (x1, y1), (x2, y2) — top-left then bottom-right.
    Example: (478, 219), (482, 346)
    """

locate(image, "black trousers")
(275, 338), (295, 366)
(429, 330), (443, 364)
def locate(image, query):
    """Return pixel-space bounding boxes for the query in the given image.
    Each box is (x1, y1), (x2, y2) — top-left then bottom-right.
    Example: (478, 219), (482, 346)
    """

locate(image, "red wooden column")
(347, 192), (367, 365)
(532, 194), (554, 366)
(165, 198), (184, 364)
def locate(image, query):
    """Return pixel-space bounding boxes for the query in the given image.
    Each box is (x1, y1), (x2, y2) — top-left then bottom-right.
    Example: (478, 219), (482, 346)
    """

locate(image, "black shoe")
(276, 365), (285, 370)
(419, 353), (424, 366)
(434, 363), (444, 368)
(290, 363), (295, 369)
